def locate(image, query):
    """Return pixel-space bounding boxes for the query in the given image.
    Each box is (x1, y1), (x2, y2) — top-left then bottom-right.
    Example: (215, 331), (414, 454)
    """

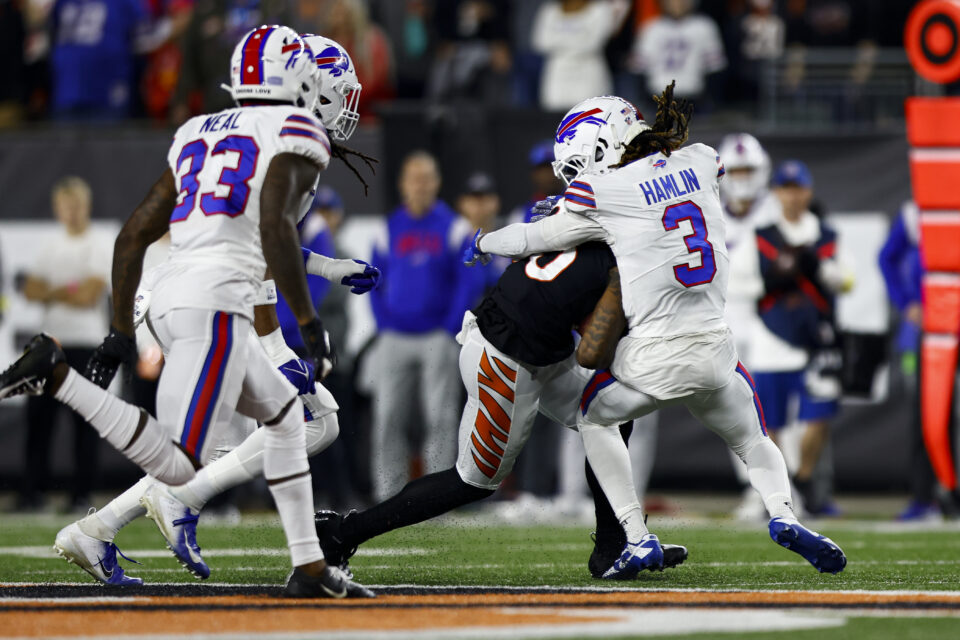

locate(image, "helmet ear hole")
(595, 146), (605, 163)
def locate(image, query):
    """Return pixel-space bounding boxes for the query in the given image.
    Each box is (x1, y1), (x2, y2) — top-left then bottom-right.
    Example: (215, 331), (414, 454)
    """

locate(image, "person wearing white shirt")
(532, 0), (628, 111)
(631, 0), (726, 100)
(18, 177), (112, 511)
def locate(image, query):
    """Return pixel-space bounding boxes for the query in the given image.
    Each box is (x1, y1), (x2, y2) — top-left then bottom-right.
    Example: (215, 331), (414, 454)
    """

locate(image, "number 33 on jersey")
(166, 105), (331, 282)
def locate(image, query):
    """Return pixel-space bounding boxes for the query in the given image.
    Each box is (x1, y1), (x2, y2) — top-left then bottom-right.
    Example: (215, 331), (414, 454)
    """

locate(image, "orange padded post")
(921, 335), (959, 490)
(906, 1), (960, 491)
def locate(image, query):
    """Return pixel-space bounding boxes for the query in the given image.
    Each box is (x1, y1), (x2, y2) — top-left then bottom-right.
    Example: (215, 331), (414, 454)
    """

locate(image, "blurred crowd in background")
(0, 0), (916, 127)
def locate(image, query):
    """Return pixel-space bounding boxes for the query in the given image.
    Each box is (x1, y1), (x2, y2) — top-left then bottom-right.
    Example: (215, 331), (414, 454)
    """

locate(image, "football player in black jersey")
(315, 240), (687, 579)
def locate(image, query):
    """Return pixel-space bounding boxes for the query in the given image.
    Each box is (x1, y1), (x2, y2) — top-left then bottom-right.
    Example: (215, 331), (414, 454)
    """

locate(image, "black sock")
(340, 468), (493, 546)
(585, 422), (633, 549)
(793, 476), (816, 512)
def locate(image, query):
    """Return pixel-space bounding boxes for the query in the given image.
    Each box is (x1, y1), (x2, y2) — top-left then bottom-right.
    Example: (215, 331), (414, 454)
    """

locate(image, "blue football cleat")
(601, 533), (664, 579)
(769, 516), (846, 574)
(54, 522), (143, 586)
(140, 484), (210, 579)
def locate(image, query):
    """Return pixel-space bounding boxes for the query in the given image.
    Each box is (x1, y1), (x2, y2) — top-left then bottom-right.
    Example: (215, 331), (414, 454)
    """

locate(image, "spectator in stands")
(304, 0), (394, 119)
(749, 161), (853, 515)
(0, 0), (26, 127)
(532, 0), (628, 111)
(170, 0), (288, 123)
(49, 0), (148, 120)
(429, 0), (512, 104)
(367, 150), (485, 500)
(16, 177), (112, 511)
(141, 0), (195, 121)
(726, 0), (785, 105)
(368, 0), (433, 99)
(630, 0), (726, 105)
(878, 201), (940, 521)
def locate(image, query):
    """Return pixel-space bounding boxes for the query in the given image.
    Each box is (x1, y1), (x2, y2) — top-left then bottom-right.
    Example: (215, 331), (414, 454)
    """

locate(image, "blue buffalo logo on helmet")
(315, 45), (350, 77)
(555, 108), (607, 144)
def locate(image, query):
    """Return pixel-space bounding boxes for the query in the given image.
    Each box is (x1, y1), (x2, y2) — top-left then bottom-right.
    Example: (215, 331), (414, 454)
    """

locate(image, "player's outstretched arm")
(112, 169), (177, 337)
(474, 207), (605, 261)
(576, 267), (627, 370)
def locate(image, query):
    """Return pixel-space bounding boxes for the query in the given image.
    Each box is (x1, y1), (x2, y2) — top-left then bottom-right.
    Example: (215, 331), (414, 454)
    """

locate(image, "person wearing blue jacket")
(878, 201), (939, 521)
(368, 150), (486, 500)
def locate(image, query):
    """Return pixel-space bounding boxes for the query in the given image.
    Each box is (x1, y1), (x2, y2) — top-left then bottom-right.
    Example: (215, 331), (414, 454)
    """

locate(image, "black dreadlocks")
(614, 81), (694, 167)
(331, 141), (379, 195)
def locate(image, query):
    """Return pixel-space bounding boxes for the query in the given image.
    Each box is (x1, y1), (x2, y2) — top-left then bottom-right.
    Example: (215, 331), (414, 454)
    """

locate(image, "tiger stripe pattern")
(470, 350), (518, 478)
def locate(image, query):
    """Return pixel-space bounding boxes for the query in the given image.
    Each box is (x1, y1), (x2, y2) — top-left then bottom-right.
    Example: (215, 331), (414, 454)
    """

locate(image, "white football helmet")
(717, 133), (771, 215)
(552, 96), (650, 185)
(301, 34), (362, 141)
(224, 25), (320, 113)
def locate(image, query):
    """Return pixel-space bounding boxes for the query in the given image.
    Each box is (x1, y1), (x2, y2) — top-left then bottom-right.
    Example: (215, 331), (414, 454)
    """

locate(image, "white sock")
(629, 415), (658, 502)
(742, 438), (797, 521)
(580, 420), (648, 540)
(171, 429), (264, 511)
(54, 369), (195, 485)
(264, 399), (322, 567)
(78, 476), (155, 541)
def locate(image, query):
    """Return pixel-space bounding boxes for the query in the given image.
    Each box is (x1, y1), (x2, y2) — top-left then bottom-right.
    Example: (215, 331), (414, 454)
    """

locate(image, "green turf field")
(2, 513), (960, 639)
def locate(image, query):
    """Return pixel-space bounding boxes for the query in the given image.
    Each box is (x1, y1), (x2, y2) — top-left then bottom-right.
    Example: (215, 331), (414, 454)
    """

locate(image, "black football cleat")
(315, 509), (358, 571)
(0, 334), (65, 400)
(283, 565), (375, 599)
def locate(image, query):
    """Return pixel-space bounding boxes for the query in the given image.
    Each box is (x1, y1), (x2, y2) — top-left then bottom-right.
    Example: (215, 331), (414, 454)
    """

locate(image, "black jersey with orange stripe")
(473, 241), (616, 367)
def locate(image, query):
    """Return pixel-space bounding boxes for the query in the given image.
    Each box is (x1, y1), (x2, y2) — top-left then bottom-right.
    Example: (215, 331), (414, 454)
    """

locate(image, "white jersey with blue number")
(154, 105), (330, 319)
(563, 143), (736, 398)
(564, 143), (729, 339)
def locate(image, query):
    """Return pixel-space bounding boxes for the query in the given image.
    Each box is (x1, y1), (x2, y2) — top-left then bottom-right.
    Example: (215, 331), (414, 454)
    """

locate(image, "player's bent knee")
(731, 430), (768, 461)
(454, 467), (497, 499)
(455, 463), (502, 493)
(305, 413), (339, 456)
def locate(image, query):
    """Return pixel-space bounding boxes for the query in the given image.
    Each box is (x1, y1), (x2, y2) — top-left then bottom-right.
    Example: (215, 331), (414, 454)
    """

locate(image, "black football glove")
(84, 326), (138, 389)
(299, 317), (336, 381)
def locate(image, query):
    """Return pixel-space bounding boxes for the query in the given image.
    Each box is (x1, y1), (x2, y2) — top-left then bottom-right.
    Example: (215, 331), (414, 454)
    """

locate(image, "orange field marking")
(3, 590), (960, 638)
(4, 590), (960, 609)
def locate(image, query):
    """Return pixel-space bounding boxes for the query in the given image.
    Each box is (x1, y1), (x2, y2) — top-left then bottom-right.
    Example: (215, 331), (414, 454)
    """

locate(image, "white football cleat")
(140, 484), (210, 579)
(53, 522), (142, 586)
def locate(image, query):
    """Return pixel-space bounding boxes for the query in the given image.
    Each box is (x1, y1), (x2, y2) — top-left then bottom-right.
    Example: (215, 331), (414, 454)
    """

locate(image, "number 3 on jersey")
(662, 200), (716, 287)
(170, 136), (260, 223)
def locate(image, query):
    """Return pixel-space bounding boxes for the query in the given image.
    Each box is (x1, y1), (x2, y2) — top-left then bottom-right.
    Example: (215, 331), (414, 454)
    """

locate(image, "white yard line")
(0, 546), (428, 559)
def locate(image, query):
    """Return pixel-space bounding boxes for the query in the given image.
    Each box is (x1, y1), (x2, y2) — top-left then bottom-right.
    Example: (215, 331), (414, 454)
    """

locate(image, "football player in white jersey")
(0, 26), (373, 598)
(467, 84), (846, 576)
(28, 34), (381, 588)
(716, 133), (780, 519)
